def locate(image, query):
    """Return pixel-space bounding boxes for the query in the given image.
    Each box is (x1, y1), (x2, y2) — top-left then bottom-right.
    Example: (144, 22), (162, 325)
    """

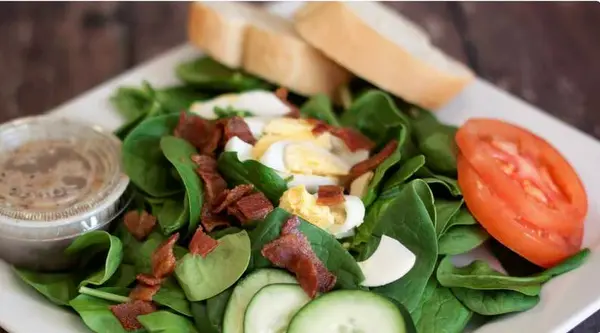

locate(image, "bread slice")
(188, 2), (351, 98)
(294, 2), (474, 109)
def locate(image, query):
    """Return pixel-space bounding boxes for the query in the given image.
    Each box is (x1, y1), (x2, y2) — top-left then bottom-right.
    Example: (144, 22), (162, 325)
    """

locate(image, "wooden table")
(0, 2), (598, 332)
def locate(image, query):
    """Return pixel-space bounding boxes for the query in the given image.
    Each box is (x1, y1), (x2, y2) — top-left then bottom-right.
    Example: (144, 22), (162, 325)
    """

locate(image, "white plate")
(0, 2), (598, 333)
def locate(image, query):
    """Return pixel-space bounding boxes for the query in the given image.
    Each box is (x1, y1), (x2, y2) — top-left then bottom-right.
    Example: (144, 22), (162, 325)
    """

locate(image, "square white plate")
(0, 2), (598, 333)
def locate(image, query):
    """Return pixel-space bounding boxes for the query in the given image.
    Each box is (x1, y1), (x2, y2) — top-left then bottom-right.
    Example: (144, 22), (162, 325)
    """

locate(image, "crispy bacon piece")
(213, 184), (255, 213)
(311, 122), (331, 136)
(275, 87), (301, 118)
(316, 185), (346, 206)
(200, 206), (231, 232)
(227, 192), (274, 224)
(189, 226), (220, 257)
(110, 300), (157, 331)
(123, 210), (156, 241)
(349, 140), (398, 180)
(129, 283), (160, 302)
(330, 127), (375, 152)
(220, 116), (256, 145)
(192, 155), (228, 203)
(174, 112), (221, 155)
(151, 233), (179, 279)
(136, 274), (163, 286)
(261, 217), (337, 298)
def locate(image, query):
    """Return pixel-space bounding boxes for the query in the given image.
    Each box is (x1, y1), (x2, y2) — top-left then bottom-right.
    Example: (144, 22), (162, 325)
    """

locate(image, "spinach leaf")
(13, 268), (78, 306)
(111, 86), (152, 123)
(78, 286), (130, 303)
(415, 167), (461, 197)
(361, 151), (402, 207)
(176, 57), (270, 91)
(70, 292), (134, 333)
(65, 231), (123, 287)
(434, 199), (463, 238)
(157, 197), (190, 235)
(154, 278), (192, 317)
(367, 180), (438, 312)
(442, 207), (477, 234)
(120, 231), (186, 275)
(191, 302), (219, 333)
(160, 135), (204, 233)
(438, 225), (489, 255)
(414, 280), (472, 333)
(249, 208), (364, 289)
(451, 288), (540, 315)
(410, 277), (436, 323)
(122, 114), (182, 197)
(353, 235), (381, 262)
(383, 155), (426, 191)
(214, 106), (255, 118)
(105, 264), (137, 288)
(436, 256), (543, 296)
(138, 311), (198, 333)
(407, 107), (458, 176)
(299, 94), (340, 126)
(206, 288), (233, 331)
(538, 248), (590, 279)
(175, 231), (251, 301)
(217, 152), (287, 203)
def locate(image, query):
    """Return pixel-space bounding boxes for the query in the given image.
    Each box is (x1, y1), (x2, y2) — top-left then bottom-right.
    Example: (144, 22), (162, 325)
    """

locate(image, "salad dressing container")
(0, 116), (130, 271)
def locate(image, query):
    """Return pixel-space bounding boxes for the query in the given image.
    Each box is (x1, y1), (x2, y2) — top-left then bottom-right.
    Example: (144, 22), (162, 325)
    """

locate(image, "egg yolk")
(279, 186), (335, 230)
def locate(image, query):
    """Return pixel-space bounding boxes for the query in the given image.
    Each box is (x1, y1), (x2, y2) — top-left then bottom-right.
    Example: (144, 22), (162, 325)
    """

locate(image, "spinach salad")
(14, 56), (590, 333)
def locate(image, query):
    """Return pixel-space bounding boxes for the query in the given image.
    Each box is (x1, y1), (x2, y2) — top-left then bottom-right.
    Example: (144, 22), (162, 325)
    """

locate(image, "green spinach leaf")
(361, 151), (402, 207)
(157, 197), (190, 235)
(138, 311), (198, 333)
(65, 231), (123, 287)
(154, 278), (192, 317)
(414, 280), (472, 333)
(538, 248), (590, 279)
(299, 94), (340, 126)
(176, 57), (270, 91)
(451, 288), (540, 315)
(191, 302), (219, 333)
(438, 225), (489, 255)
(13, 268), (78, 306)
(249, 208), (364, 289)
(434, 199), (464, 238)
(436, 256), (543, 296)
(214, 106), (255, 118)
(122, 114), (182, 197)
(70, 292), (135, 333)
(217, 152), (287, 203)
(442, 207), (477, 234)
(206, 288), (233, 331)
(383, 155), (426, 191)
(366, 180), (438, 311)
(105, 264), (137, 288)
(160, 135), (203, 233)
(175, 231), (251, 301)
(415, 167), (461, 197)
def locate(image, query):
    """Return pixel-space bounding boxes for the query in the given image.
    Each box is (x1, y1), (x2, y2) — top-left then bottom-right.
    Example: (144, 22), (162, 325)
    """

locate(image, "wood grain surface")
(0, 2), (599, 333)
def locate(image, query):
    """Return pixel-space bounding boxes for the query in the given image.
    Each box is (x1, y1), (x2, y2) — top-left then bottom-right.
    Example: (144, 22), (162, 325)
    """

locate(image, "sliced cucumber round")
(223, 268), (298, 333)
(244, 284), (310, 333)
(287, 290), (409, 333)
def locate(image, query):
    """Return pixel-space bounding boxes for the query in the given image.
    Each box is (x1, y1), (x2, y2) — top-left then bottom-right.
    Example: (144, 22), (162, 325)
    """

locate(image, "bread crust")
(294, 2), (474, 109)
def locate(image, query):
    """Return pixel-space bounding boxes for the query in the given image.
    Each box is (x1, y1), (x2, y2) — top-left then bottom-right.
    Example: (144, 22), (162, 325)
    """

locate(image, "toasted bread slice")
(294, 2), (474, 109)
(188, 2), (351, 98)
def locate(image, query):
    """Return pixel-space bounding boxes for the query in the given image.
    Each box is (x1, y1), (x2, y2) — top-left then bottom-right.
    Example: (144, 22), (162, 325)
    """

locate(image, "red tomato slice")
(456, 118), (587, 235)
(458, 153), (583, 268)
(455, 119), (587, 267)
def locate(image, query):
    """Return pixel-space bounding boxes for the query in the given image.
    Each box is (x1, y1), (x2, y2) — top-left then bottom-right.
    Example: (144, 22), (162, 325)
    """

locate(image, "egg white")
(328, 195), (366, 239)
(224, 136), (253, 162)
(357, 235), (416, 287)
(190, 90), (291, 119)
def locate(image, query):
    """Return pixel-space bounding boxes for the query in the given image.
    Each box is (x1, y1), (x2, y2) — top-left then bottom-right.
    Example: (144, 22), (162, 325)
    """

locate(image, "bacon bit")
(275, 87), (301, 118)
(330, 127), (375, 152)
(129, 283), (160, 302)
(110, 300), (157, 331)
(349, 140), (398, 180)
(189, 226), (220, 257)
(152, 233), (179, 279)
(311, 122), (331, 136)
(192, 155), (228, 203)
(136, 274), (163, 286)
(316, 185), (346, 206)
(213, 184), (255, 213)
(261, 217), (337, 298)
(220, 116), (256, 145)
(174, 112), (221, 155)
(227, 192), (274, 224)
(123, 210), (156, 241)
(200, 206), (231, 232)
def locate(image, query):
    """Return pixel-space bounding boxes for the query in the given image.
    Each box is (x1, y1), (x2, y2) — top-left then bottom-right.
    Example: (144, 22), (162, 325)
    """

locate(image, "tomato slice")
(456, 118), (587, 235)
(455, 119), (587, 267)
(458, 153), (583, 268)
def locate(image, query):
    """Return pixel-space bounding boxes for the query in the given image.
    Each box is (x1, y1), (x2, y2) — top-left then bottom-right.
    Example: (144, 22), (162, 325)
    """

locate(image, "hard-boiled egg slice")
(331, 136), (370, 166)
(285, 142), (351, 176)
(286, 174), (339, 193)
(357, 235), (416, 287)
(190, 90), (291, 119)
(350, 171), (374, 198)
(328, 195), (366, 238)
(279, 186), (335, 230)
(262, 118), (315, 136)
(243, 117), (271, 139)
(224, 136), (253, 162)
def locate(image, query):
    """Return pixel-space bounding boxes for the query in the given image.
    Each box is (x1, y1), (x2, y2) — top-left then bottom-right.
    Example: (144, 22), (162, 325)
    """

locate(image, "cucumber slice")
(223, 269), (297, 333)
(244, 284), (310, 333)
(288, 290), (409, 333)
